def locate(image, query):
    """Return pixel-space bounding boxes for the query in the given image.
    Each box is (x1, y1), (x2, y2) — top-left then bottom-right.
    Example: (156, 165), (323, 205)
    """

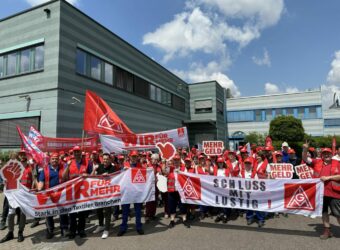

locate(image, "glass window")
(255, 110), (261, 121)
(20, 49), (30, 73)
(6, 52), (17, 76)
(282, 109), (287, 116)
(309, 106), (316, 119)
(272, 109), (276, 118)
(104, 62), (113, 85)
(293, 108), (298, 118)
(276, 108), (282, 116)
(304, 107), (309, 119)
(156, 87), (161, 103)
(150, 85), (156, 101)
(298, 107), (304, 119)
(125, 72), (134, 92)
(34, 45), (44, 70)
(116, 68), (124, 89)
(217, 101), (224, 115)
(0, 56), (3, 77)
(266, 109), (272, 120)
(324, 119), (340, 127)
(172, 95), (185, 112)
(134, 76), (149, 98)
(316, 106), (322, 118)
(195, 99), (212, 113)
(76, 49), (86, 75)
(261, 110), (266, 121)
(227, 111), (255, 122)
(287, 108), (293, 116)
(90, 56), (101, 80)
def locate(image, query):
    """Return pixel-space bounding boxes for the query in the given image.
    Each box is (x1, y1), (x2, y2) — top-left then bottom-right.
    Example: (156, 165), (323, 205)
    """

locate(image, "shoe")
(183, 220), (190, 228)
(0, 232), (14, 243)
(0, 221), (6, 230)
(93, 225), (105, 234)
(101, 230), (109, 239)
(137, 229), (144, 235)
(258, 221), (265, 228)
(222, 216), (228, 224)
(17, 231), (24, 242)
(79, 231), (87, 238)
(247, 219), (253, 225)
(168, 221), (175, 229)
(68, 233), (76, 239)
(30, 220), (39, 228)
(283, 213), (288, 218)
(215, 216), (222, 223)
(320, 227), (333, 240)
(117, 230), (126, 237)
(45, 230), (54, 239)
(199, 213), (205, 220)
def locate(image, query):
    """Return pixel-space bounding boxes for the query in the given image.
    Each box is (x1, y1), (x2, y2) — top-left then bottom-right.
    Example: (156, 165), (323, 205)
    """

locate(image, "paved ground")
(0, 193), (339, 250)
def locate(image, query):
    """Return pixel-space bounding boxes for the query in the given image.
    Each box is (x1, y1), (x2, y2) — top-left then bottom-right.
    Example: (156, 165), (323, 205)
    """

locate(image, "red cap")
(51, 153), (59, 158)
(92, 150), (98, 155)
(308, 147), (315, 152)
(130, 150), (138, 156)
(217, 157), (224, 163)
(173, 154), (181, 160)
(206, 156), (211, 161)
(198, 155), (205, 160)
(191, 147), (197, 153)
(288, 149), (295, 154)
(18, 149), (26, 154)
(59, 151), (65, 155)
(244, 157), (253, 164)
(240, 148), (248, 153)
(321, 148), (332, 154)
(182, 150), (187, 154)
(73, 146), (81, 151)
(118, 154), (125, 160)
(184, 157), (191, 162)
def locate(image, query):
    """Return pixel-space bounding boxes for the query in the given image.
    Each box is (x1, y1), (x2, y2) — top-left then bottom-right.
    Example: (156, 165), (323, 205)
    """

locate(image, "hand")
(1, 161), (22, 190)
(320, 176), (330, 182)
(302, 143), (309, 149)
(82, 173), (88, 177)
(103, 173), (108, 176)
(156, 142), (176, 160)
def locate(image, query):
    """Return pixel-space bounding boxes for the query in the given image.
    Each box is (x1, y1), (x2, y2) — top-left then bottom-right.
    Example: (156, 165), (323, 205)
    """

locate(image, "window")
(316, 106), (322, 118)
(309, 106), (317, 119)
(150, 85), (156, 101)
(134, 76), (149, 98)
(324, 119), (340, 127)
(115, 68), (133, 92)
(298, 107), (304, 119)
(227, 111), (255, 122)
(304, 107), (309, 119)
(282, 109), (287, 116)
(255, 110), (261, 121)
(293, 108), (298, 118)
(272, 109), (276, 119)
(90, 56), (101, 80)
(156, 87), (161, 103)
(6, 52), (17, 76)
(195, 99), (212, 113)
(34, 45), (44, 70)
(104, 62), (113, 85)
(266, 109), (272, 120)
(0, 56), (3, 77)
(161, 90), (171, 106)
(217, 101), (224, 115)
(172, 95), (185, 112)
(20, 49), (30, 73)
(76, 49), (87, 75)
(261, 110), (266, 121)
(276, 108), (282, 116)
(287, 108), (293, 116)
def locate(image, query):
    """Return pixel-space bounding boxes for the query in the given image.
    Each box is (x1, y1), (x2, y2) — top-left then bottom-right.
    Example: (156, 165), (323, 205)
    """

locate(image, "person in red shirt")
(302, 144), (340, 239)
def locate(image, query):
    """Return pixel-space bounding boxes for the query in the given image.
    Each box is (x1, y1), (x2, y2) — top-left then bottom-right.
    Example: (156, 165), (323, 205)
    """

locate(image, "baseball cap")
(130, 150), (139, 156)
(288, 149), (296, 154)
(217, 157), (224, 163)
(321, 148), (332, 154)
(173, 154), (181, 160)
(73, 146), (81, 151)
(282, 142), (289, 147)
(244, 157), (253, 164)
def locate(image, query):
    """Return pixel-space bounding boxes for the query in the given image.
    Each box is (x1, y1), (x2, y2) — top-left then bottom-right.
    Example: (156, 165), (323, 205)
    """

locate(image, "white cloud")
(327, 50), (340, 85)
(25, 0), (79, 6)
(172, 60), (241, 97)
(143, 0), (284, 62)
(286, 87), (299, 93)
(264, 82), (280, 94)
(252, 48), (271, 67)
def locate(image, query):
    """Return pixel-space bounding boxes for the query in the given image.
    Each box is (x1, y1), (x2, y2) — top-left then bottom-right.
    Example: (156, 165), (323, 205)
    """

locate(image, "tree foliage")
(245, 132), (266, 145)
(269, 116), (305, 142)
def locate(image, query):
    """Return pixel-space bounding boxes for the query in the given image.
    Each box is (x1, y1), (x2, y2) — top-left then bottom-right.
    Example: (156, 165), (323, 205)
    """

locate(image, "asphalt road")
(0, 193), (339, 250)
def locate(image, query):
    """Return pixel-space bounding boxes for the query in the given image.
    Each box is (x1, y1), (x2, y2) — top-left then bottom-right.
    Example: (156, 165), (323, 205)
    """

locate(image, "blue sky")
(1, 0), (340, 97)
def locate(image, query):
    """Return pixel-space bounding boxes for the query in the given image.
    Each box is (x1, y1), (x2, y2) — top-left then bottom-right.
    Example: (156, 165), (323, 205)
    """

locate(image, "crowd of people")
(0, 141), (339, 243)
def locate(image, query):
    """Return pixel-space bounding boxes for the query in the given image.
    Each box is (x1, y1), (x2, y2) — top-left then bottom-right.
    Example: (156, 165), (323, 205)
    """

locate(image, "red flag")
(17, 126), (47, 165)
(332, 136), (336, 155)
(265, 136), (272, 147)
(83, 90), (133, 136)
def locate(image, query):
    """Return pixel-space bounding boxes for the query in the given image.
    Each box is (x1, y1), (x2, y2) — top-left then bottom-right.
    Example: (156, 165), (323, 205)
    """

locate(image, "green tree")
(269, 116), (305, 142)
(245, 132), (266, 145)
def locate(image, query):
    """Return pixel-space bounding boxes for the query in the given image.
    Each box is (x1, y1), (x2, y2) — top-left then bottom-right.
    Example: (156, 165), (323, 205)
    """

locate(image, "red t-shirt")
(312, 159), (340, 199)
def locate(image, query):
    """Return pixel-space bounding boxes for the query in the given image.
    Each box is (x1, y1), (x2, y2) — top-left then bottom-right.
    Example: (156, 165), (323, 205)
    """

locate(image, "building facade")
(226, 88), (340, 149)
(0, 0), (227, 150)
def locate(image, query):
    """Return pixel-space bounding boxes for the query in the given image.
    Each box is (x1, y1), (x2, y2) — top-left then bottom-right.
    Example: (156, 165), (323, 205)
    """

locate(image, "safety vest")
(69, 159), (88, 180)
(240, 168), (256, 179)
(331, 159), (340, 192)
(212, 165), (230, 176)
(180, 165), (195, 173)
(20, 164), (33, 188)
(196, 166), (209, 175)
(123, 161), (144, 168)
(252, 159), (268, 179)
(226, 160), (240, 177)
(312, 159), (324, 178)
(44, 163), (64, 189)
(167, 166), (176, 192)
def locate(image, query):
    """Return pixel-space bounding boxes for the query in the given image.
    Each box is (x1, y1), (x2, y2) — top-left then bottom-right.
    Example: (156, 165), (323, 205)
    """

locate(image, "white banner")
(4, 168), (155, 218)
(175, 172), (324, 217)
(100, 127), (189, 153)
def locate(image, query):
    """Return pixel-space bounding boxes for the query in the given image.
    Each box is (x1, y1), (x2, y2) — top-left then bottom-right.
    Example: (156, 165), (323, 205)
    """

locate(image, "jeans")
(120, 203), (142, 231)
(246, 210), (266, 222)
